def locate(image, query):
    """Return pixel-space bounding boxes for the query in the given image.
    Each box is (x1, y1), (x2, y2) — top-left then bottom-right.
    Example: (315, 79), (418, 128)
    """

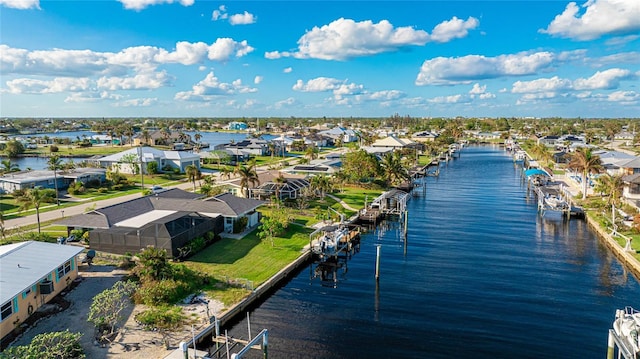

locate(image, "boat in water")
(609, 307), (640, 359)
(544, 195), (569, 210)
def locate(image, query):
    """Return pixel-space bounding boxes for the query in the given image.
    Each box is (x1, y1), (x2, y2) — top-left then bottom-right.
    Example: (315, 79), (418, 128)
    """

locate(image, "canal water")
(224, 145), (640, 358)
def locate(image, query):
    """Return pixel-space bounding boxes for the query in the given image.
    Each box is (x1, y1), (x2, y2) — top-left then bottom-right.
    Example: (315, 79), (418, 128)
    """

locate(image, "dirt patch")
(5, 265), (225, 359)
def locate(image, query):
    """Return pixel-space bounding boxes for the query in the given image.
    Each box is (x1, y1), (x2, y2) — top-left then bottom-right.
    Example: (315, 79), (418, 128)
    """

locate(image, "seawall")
(586, 214), (640, 280)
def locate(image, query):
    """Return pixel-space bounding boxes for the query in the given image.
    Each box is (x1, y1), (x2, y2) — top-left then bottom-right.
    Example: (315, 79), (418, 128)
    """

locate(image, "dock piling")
(375, 245), (381, 281)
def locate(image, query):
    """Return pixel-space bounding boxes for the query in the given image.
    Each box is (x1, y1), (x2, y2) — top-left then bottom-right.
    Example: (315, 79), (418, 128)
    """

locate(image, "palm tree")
(0, 160), (20, 175)
(568, 147), (602, 199)
(185, 164), (199, 191)
(380, 152), (409, 186)
(235, 163), (259, 198)
(273, 173), (287, 206)
(305, 146), (319, 161)
(594, 173), (625, 235)
(310, 175), (332, 199)
(47, 154), (63, 206)
(15, 188), (55, 233)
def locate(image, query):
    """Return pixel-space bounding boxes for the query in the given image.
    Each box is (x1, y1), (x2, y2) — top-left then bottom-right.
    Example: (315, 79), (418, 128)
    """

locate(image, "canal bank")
(221, 145), (640, 359)
(586, 215), (640, 280)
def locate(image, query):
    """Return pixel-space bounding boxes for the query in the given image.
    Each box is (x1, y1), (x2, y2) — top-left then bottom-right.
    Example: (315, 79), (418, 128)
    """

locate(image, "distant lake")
(0, 156), (88, 171)
(3, 131), (277, 170)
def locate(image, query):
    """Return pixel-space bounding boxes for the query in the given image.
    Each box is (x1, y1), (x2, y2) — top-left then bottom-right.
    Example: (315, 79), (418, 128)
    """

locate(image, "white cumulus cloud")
(229, 11), (256, 25)
(97, 71), (172, 90)
(274, 97), (298, 109)
(0, 0), (39, 9)
(415, 51), (555, 85)
(254, 76), (263, 84)
(175, 72), (257, 101)
(212, 5), (256, 25)
(430, 16), (479, 43)
(573, 68), (633, 90)
(540, 0), (640, 40)
(265, 16), (478, 61)
(283, 67), (292, 73)
(607, 90), (639, 103)
(292, 77), (343, 92)
(118, 0), (194, 11)
(511, 76), (573, 93)
(5, 77), (91, 94)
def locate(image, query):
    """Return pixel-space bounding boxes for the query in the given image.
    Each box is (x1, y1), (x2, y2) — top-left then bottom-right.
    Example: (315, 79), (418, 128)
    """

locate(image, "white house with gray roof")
(97, 147), (200, 174)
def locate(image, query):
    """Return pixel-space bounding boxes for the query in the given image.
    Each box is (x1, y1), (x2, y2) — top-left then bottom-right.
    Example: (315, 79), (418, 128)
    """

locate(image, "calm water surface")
(225, 145), (640, 359)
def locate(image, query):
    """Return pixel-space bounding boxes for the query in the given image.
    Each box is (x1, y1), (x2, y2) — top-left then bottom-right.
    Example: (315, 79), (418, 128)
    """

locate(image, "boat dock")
(358, 189), (410, 224)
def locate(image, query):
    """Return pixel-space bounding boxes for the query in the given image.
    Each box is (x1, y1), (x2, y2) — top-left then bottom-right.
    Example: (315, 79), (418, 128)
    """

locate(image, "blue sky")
(1, 0), (639, 119)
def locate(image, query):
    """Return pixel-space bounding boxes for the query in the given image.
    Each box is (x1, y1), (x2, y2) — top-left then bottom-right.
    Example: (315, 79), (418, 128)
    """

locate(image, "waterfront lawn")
(184, 226), (312, 305)
(332, 186), (384, 210)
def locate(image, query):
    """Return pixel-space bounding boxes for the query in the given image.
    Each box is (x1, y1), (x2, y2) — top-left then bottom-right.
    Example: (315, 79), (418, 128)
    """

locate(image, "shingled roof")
(55, 189), (264, 229)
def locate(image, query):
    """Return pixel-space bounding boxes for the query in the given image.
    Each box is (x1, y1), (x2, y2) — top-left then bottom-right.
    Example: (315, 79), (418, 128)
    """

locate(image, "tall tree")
(568, 147), (602, 199)
(594, 173), (625, 235)
(235, 162), (259, 198)
(47, 154), (63, 206)
(185, 164), (199, 191)
(380, 151), (409, 186)
(15, 188), (56, 233)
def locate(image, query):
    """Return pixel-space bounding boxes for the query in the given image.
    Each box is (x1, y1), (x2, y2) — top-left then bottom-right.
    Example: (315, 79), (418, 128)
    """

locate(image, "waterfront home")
(367, 135), (419, 153)
(281, 158), (341, 176)
(214, 138), (270, 156)
(56, 189), (264, 257)
(594, 150), (637, 176)
(225, 170), (310, 200)
(411, 131), (439, 142)
(318, 126), (358, 144)
(621, 173), (640, 209)
(228, 121), (248, 131)
(96, 147), (200, 174)
(0, 168), (107, 194)
(0, 241), (84, 344)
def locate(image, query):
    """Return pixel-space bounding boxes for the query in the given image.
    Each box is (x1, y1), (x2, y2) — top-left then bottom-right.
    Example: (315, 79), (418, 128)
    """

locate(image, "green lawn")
(184, 226), (312, 305)
(332, 186), (384, 209)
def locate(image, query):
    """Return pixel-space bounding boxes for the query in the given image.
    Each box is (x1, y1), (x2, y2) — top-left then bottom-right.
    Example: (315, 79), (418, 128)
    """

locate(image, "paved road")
(4, 180), (195, 230)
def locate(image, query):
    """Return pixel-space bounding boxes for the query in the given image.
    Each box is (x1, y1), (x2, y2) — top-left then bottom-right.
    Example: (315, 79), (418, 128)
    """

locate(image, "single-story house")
(281, 159), (341, 176)
(214, 139), (269, 156)
(55, 189), (264, 257)
(228, 122), (248, 131)
(225, 170), (310, 200)
(0, 241), (84, 344)
(0, 168), (107, 194)
(318, 126), (358, 143)
(370, 135), (416, 149)
(411, 131), (439, 142)
(97, 147), (200, 174)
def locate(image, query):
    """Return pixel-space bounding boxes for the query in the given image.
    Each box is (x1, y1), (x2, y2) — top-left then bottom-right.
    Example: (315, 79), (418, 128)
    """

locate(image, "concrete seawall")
(191, 248), (312, 345)
(586, 215), (640, 280)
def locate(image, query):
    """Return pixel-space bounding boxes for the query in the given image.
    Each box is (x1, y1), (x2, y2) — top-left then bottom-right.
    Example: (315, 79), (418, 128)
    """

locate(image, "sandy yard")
(7, 265), (224, 359)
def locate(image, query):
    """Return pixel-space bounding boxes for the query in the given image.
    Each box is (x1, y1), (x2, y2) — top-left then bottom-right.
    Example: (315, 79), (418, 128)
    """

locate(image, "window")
(57, 260), (72, 279)
(1, 301), (12, 321)
(22, 288), (31, 299)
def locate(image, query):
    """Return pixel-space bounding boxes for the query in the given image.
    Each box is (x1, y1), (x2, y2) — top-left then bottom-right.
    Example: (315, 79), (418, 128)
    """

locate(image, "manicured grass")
(184, 226), (312, 304)
(332, 186), (384, 210)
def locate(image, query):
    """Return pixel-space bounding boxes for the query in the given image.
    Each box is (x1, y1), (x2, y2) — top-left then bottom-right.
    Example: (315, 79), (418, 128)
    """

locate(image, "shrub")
(0, 330), (85, 359)
(49, 145), (59, 153)
(233, 217), (249, 233)
(147, 161), (159, 174)
(97, 187), (108, 193)
(134, 306), (184, 331)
